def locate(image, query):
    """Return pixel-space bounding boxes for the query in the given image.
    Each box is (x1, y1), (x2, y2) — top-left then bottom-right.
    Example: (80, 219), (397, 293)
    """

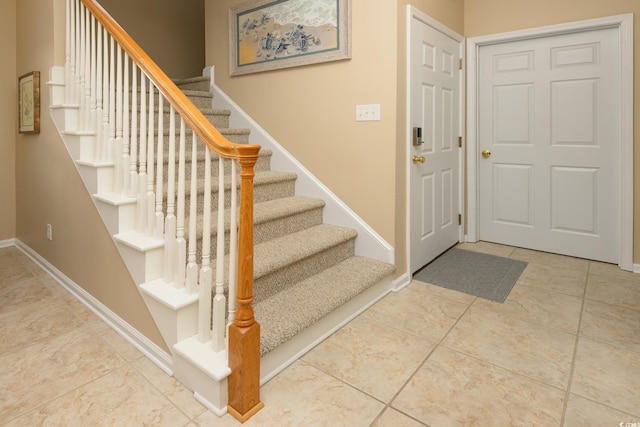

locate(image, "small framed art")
(229, 0), (351, 76)
(18, 71), (40, 134)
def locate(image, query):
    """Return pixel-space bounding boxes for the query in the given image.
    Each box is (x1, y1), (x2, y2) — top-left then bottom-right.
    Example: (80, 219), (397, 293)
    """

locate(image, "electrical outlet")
(46, 224), (53, 241)
(355, 104), (381, 121)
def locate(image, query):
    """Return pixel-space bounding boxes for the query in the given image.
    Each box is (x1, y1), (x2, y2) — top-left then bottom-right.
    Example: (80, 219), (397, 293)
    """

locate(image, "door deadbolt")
(413, 127), (424, 146)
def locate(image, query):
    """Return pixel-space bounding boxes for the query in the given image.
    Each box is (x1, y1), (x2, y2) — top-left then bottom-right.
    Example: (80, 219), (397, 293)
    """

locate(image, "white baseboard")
(0, 238), (16, 248)
(391, 272), (411, 291)
(12, 240), (173, 376)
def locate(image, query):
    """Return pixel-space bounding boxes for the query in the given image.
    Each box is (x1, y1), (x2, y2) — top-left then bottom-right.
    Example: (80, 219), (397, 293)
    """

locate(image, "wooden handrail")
(78, 0), (263, 420)
(80, 0), (261, 161)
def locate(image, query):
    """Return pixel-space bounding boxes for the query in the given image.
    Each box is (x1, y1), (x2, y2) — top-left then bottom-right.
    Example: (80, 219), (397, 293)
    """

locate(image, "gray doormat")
(413, 248), (527, 303)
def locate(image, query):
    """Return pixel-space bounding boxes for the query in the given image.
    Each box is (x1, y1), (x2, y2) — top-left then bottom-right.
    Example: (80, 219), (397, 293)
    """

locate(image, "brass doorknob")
(481, 150), (492, 158)
(412, 155), (426, 164)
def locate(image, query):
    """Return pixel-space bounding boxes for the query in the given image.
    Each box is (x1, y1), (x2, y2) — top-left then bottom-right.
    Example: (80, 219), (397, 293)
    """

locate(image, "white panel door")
(409, 15), (462, 273)
(478, 28), (619, 263)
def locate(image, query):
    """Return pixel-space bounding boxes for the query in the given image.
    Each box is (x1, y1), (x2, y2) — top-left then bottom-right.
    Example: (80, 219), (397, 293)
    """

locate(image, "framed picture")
(18, 71), (40, 134)
(229, 0), (351, 76)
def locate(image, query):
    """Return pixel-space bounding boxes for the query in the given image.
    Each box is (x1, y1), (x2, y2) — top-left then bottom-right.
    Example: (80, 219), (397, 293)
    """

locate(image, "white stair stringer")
(48, 67), (232, 416)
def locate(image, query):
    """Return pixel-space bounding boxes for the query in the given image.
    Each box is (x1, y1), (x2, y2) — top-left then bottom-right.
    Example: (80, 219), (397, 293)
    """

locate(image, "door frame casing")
(466, 14), (634, 271)
(406, 6), (465, 275)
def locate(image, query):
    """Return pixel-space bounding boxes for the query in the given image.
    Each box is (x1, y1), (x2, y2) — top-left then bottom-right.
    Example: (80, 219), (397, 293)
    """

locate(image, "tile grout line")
(369, 292), (478, 427)
(559, 260), (591, 427)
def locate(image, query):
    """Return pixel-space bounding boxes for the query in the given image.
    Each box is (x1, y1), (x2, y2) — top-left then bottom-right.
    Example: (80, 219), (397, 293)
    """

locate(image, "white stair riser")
(50, 105), (79, 134)
(139, 290), (199, 347)
(172, 351), (229, 417)
(115, 241), (164, 283)
(76, 163), (114, 195)
(94, 198), (137, 235)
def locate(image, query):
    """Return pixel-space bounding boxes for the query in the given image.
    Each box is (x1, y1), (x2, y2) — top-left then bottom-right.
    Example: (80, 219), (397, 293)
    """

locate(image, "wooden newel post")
(227, 155), (264, 422)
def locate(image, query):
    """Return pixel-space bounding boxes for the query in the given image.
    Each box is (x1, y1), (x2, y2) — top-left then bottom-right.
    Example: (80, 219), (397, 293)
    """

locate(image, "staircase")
(49, 0), (395, 420)
(168, 74), (396, 373)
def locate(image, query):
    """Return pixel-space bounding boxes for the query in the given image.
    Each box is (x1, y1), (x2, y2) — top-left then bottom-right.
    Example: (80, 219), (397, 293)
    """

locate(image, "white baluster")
(175, 118), (187, 288)
(100, 29), (109, 162)
(154, 94), (164, 240)
(212, 156), (227, 352)
(88, 15), (97, 133)
(164, 105), (177, 282)
(65, 0), (73, 103)
(83, 7), (91, 132)
(74, 0), (81, 107)
(198, 145), (213, 343)
(108, 37), (116, 163)
(77, 2), (86, 131)
(129, 66), (138, 198)
(227, 159), (238, 330)
(114, 44), (124, 193)
(92, 21), (102, 162)
(71, 0), (78, 103)
(137, 74), (148, 234)
(122, 54), (130, 195)
(146, 82), (155, 237)
(186, 131), (199, 294)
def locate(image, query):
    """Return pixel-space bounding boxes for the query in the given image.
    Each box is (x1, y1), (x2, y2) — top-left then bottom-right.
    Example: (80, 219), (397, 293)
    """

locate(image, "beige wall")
(0, 0), (17, 241)
(99, 0), (205, 78)
(465, 0), (639, 263)
(15, 0), (166, 352)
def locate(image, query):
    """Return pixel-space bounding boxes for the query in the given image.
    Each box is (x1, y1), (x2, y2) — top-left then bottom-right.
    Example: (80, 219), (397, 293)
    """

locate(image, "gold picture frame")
(18, 71), (40, 134)
(229, 0), (351, 76)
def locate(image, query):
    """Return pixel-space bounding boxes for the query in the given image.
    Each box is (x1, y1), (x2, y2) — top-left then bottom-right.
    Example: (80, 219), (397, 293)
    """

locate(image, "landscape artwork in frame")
(18, 71), (40, 134)
(229, 0), (351, 76)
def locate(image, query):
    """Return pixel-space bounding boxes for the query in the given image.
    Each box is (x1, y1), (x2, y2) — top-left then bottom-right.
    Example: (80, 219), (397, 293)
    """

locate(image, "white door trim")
(466, 14), (634, 271)
(406, 5), (465, 276)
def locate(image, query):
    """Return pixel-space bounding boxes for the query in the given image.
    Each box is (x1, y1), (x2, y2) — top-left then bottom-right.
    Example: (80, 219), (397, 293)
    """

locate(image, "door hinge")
(458, 214), (462, 225)
(458, 136), (462, 148)
(459, 58), (463, 70)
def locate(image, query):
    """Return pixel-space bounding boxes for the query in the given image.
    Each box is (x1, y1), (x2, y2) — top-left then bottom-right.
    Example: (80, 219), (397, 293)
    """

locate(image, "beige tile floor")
(1, 242), (639, 426)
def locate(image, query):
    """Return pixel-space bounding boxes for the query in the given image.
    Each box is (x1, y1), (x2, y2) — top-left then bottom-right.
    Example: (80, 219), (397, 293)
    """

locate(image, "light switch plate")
(355, 104), (381, 121)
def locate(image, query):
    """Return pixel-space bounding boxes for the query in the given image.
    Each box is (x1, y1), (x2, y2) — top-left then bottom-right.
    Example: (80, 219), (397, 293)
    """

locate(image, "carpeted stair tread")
(184, 170), (297, 195)
(173, 76), (209, 84)
(177, 170), (295, 195)
(181, 89), (212, 97)
(199, 108), (231, 116)
(161, 148), (273, 174)
(253, 224), (357, 279)
(173, 76), (210, 92)
(253, 196), (325, 225)
(188, 195), (325, 239)
(255, 256), (395, 355)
